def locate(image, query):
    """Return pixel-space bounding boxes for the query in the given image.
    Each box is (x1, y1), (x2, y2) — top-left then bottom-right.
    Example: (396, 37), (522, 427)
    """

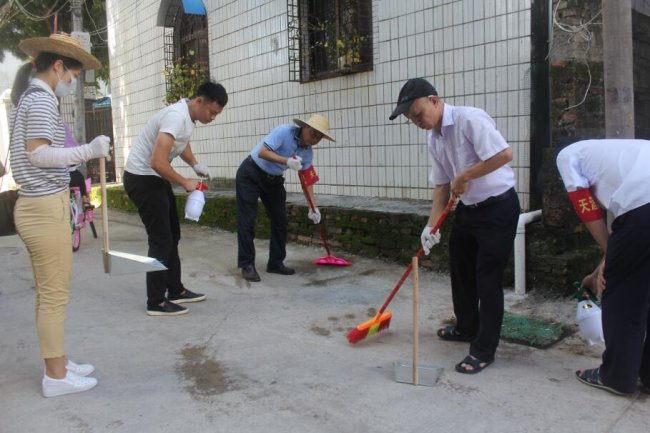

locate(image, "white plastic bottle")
(184, 181), (208, 221)
(576, 299), (604, 346)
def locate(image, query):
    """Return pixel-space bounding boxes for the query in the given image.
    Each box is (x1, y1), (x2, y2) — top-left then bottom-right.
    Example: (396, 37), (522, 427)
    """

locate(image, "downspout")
(515, 210), (543, 295)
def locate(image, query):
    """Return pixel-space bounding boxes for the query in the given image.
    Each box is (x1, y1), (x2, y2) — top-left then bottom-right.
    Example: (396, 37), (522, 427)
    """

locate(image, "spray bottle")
(574, 282), (604, 346)
(184, 181), (208, 221)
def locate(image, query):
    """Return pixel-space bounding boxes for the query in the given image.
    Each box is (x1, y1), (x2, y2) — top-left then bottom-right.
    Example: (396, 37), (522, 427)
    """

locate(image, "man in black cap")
(390, 78), (520, 374)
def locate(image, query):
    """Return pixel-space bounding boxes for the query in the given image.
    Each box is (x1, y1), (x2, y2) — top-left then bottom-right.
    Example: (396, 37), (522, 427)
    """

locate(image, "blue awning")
(182, 0), (205, 15)
(157, 0), (206, 27)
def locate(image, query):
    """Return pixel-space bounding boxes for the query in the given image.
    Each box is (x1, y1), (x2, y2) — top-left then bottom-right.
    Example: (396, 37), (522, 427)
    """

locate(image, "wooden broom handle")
(100, 157), (110, 273)
(412, 255), (419, 386)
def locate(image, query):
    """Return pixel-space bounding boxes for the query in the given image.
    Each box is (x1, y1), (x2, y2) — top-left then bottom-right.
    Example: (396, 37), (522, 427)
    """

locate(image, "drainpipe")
(515, 210), (543, 295)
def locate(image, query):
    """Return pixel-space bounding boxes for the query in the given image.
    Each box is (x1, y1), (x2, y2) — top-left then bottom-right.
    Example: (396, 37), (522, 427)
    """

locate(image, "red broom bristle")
(346, 315), (392, 344)
(347, 327), (369, 344)
(377, 316), (391, 332)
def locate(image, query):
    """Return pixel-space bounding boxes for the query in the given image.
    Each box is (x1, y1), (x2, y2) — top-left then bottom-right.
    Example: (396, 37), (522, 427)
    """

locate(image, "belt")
(246, 156), (283, 179)
(463, 188), (515, 209)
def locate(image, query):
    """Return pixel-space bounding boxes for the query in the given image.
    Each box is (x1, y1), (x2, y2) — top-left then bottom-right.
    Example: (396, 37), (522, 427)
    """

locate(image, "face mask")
(54, 67), (77, 97)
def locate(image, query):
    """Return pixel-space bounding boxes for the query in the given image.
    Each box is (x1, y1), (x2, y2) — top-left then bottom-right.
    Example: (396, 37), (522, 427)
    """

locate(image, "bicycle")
(70, 181), (97, 252)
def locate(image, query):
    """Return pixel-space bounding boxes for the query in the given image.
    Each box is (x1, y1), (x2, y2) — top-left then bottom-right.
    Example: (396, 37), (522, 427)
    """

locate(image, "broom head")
(346, 311), (393, 344)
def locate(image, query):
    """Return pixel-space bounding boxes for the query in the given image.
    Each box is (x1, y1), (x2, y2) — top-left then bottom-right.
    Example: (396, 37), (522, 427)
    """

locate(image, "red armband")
(298, 165), (319, 187)
(567, 188), (604, 223)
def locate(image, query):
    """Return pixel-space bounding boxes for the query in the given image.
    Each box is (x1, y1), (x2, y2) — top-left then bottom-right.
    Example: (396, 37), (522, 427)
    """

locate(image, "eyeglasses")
(62, 65), (81, 80)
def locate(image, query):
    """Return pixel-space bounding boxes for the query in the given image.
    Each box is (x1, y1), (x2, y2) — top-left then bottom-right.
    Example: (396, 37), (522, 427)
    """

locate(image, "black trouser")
(123, 171), (182, 307)
(600, 203), (650, 393)
(449, 188), (520, 361)
(236, 156), (287, 268)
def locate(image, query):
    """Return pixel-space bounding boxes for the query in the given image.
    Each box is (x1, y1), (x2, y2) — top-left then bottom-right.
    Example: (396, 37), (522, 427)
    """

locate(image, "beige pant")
(15, 190), (72, 359)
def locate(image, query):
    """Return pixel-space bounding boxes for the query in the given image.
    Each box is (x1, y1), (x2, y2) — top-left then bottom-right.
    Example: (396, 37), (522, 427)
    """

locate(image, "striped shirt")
(10, 79), (69, 197)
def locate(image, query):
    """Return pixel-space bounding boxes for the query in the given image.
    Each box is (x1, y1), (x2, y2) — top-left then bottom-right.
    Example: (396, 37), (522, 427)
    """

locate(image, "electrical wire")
(83, 0), (107, 42)
(548, 0), (602, 112)
(12, 0), (70, 22)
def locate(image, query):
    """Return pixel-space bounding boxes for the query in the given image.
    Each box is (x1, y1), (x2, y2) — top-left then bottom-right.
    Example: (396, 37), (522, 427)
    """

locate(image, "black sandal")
(575, 368), (632, 396)
(437, 325), (474, 342)
(455, 355), (493, 374)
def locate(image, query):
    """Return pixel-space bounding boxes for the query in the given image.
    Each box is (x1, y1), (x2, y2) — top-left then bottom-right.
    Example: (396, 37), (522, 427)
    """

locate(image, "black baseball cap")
(388, 78), (438, 120)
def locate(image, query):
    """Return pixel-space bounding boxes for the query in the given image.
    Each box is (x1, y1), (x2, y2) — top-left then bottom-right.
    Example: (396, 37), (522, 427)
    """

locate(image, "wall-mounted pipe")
(515, 210), (543, 295)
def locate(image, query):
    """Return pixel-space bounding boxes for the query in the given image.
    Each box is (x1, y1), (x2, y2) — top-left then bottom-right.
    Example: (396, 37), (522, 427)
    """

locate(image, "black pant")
(600, 203), (650, 393)
(236, 156), (287, 268)
(449, 188), (520, 361)
(123, 171), (182, 307)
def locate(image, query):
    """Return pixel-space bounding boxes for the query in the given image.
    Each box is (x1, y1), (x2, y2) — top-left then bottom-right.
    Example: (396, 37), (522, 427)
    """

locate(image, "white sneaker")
(66, 359), (95, 377)
(42, 371), (98, 398)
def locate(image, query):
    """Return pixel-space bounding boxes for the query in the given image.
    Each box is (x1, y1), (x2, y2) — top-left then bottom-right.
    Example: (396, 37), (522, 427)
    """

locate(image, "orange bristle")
(347, 312), (392, 344)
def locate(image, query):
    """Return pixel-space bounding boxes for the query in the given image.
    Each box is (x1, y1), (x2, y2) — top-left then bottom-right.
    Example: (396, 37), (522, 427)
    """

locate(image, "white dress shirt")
(427, 103), (515, 206)
(556, 139), (650, 219)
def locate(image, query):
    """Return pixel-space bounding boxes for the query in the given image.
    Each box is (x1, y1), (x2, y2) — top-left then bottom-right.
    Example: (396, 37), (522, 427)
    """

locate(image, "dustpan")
(313, 223), (352, 266)
(99, 157), (166, 275)
(298, 166), (351, 266)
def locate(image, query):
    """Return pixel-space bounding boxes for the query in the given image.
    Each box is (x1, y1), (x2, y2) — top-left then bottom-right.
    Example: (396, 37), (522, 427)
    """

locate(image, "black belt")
(246, 155), (283, 179)
(462, 188), (515, 209)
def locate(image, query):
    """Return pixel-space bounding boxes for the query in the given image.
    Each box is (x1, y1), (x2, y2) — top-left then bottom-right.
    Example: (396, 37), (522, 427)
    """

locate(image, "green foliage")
(0, 0), (109, 84)
(309, 17), (367, 69)
(164, 51), (209, 105)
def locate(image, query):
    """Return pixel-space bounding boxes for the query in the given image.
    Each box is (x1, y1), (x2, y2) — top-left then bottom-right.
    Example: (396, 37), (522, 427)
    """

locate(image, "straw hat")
(294, 114), (335, 142)
(19, 33), (101, 70)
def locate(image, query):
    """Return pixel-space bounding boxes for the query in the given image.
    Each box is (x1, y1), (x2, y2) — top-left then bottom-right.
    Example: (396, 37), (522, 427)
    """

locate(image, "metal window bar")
(164, 4), (210, 100)
(164, 3), (182, 98)
(288, 0), (302, 81)
(289, 0), (373, 82)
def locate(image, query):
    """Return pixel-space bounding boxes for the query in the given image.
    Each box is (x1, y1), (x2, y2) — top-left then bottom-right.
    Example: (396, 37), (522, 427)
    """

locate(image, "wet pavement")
(0, 209), (647, 433)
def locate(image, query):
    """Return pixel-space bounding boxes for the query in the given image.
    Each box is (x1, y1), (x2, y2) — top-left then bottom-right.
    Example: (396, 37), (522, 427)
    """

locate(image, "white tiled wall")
(107, 0), (532, 209)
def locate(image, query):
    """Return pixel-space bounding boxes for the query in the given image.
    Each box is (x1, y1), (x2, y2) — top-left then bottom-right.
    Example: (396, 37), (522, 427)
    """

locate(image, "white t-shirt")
(556, 139), (650, 219)
(427, 103), (515, 205)
(124, 99), (194, 176)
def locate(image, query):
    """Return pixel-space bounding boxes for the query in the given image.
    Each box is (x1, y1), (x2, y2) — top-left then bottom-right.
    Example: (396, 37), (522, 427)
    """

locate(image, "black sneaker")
(266, 263), (295, 275)
(168, 289), (206, 304)
(146, 301), (188, 316)
(241, 265), (261, 282)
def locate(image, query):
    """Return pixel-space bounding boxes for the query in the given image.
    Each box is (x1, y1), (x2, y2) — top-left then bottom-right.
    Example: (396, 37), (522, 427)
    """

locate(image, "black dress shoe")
(241, 265), (261, 282)
(266, 263), (295, 275)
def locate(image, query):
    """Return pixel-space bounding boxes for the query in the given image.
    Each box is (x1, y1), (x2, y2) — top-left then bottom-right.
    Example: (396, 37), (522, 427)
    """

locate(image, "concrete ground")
(0, 209), (647, 433)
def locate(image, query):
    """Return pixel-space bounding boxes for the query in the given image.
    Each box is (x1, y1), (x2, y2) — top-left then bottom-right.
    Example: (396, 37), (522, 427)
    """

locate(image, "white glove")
(287, 155), (303, 171)
(27, 135), (110, 168)
(87, 135), (111, 159)
(420, 225), (441, 255)
(192, 162), (210, 178)
(308, 207), (321, 224)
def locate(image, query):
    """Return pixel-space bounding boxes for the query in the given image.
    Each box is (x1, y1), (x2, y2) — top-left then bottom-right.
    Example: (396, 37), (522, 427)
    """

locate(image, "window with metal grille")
(289, 0), (373, 82)
(162, 1), (210, 104)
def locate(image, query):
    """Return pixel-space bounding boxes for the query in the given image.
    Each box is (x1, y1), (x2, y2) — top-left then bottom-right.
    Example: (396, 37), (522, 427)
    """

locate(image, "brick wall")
(530, 0), (605, 292)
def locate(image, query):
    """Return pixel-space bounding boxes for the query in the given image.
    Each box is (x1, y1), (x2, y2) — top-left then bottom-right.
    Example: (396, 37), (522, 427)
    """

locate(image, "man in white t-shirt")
(123, 81), (228, 316)
(390, 78), (520, 374)
(557, 139), (650, 396)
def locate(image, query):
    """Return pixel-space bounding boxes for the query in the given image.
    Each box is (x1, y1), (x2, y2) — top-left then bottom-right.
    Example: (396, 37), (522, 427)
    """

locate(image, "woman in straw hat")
(10, 33), (110, 397)
(236, 114), (335, 282)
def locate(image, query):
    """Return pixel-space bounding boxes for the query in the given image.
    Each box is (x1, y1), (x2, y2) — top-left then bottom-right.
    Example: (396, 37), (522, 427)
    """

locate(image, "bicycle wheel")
(89, 221), (97, 238)
(72, 227), (81, 252)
